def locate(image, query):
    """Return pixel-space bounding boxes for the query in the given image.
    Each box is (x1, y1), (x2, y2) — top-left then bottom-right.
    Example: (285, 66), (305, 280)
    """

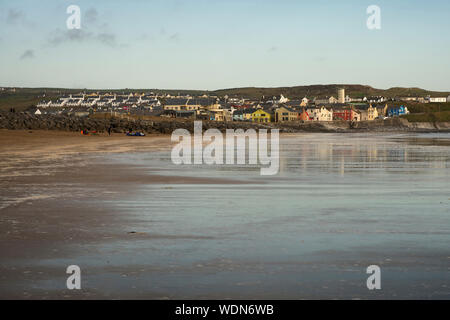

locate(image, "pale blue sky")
(0, 0), (449, 91)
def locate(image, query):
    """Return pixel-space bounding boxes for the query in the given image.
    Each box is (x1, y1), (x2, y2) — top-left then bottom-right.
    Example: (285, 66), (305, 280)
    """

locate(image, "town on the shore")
(32, 88), (450, 123)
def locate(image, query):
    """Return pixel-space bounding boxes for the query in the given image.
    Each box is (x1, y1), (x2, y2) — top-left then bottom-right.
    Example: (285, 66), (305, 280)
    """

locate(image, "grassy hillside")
(0, 87), (207, 111)
(403, 111), (450, 122)
(0, 88), (79, 111)
(212, 84), (378, 99)
(399, 102), (450, 113)
(212, 85), (450, 100)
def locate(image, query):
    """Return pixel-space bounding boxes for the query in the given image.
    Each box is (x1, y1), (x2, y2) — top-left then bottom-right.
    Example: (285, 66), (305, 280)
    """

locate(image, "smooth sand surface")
(0, 130), (245, 298)
(1, 130), (449, 299)
(0, 129), (170, 158)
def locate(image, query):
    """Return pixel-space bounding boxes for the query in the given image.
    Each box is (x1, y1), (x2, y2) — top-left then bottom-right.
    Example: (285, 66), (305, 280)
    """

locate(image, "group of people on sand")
(80, 126), (144, 136)
(81, 126), (112, 136)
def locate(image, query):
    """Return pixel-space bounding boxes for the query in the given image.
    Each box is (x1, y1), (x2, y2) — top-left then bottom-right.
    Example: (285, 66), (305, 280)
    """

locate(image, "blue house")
(232, 109), (244, 121)
(388, 105), (409, 117)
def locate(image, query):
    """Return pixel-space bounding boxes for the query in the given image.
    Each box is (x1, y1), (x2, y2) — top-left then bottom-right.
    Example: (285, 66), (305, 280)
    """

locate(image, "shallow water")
(2, 132), (450, 299)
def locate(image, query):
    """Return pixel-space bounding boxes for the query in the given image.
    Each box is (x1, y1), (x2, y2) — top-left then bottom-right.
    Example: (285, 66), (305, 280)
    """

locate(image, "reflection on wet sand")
(0, 132), (449, 299)
(278, 133), (449, 176)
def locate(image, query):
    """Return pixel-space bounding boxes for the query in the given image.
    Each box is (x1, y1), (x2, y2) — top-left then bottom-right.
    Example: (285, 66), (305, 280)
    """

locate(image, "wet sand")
(0, 130), (246, 299)
(1, 130), (449, 299)
(0, 129), (169, 158)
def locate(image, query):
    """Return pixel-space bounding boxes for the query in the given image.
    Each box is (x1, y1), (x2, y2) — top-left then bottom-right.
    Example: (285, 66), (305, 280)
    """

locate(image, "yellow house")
(163, 98), (207, 111)
(213, 109), (232, 122)
(378, 104), (388, 118)
(242, 109), (255, 121)
(300, 97), (309, 107)
(251, 109), (272, 123)
(360, 104), (380, 121)
(275, 106), (298, 122)
(367, 104), (379, 121)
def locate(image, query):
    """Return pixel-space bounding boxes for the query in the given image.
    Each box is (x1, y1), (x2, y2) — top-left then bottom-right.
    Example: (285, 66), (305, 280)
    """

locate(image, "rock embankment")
(1, 111), (449, 133)
(0, 112), (289, 133)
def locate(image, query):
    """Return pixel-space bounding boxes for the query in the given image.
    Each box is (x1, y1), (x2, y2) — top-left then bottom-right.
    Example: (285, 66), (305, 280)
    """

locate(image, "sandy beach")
(0, 131), (155, 297)
(0, 130), (245, 299)
(0, 129), (171, 159)
(1, 130), (449, 299)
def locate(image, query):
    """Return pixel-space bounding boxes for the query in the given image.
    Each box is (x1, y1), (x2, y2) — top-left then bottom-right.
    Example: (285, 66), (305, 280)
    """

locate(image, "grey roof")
(164, 98), (189, 106)
(243, 108), (257, 114)
(285, 100), (302, 106)
(188, 98), (217, 106)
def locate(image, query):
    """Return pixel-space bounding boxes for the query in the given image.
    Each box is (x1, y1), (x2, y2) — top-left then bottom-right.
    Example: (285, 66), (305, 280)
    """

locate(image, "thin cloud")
(139, 33), (154, 41)
(20, 49), (35, 60)
(97, 32), (117, 47)
(6, 8), (24, 24)
(48, 29), (118, 47)
(6, 8), (35, 27)
(47, 7), (119, 48)
(159, 28), (180, 42)
(169, 33), (180, 42)
(85, 8), (98, 25)
(48, 29), (94, 46)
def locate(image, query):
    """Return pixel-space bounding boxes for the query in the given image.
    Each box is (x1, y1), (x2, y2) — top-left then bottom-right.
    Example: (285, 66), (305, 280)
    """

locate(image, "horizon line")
(2, 83), (450, 93)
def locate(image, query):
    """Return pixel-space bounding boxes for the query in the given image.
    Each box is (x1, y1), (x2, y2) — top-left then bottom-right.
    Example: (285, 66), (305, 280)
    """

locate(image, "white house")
(50, 97), (69, 107)
(314, 96), (338, 105)
(37, 101), (51, 108)
(300, 97), (309, 106)
(307, 106), (333, 121)
(279, 94), (289, 103)
(66, 98), (83, 107)
(429, 97), (447, 103)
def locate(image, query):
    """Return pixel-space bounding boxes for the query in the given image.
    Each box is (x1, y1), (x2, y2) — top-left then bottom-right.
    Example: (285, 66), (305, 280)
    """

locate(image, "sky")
(0, 0), (449, 91)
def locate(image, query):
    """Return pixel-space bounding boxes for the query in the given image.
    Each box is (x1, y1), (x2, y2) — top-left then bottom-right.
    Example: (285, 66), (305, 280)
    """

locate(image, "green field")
(0, 88), (72, 111)
(0, 87), (206, 112)
(403, 111), (450, 122)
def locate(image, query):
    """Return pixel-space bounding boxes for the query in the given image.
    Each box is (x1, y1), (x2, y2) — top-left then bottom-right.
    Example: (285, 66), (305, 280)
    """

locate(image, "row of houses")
(37, 93), (162, 108)
(160, 102), (409, 123)
(36, 89), (450, 111)
(242, 104), (406, 123)
(34, 92), (412, 122)
(398, 96), (450, 103)
(35, 92), (390, 110)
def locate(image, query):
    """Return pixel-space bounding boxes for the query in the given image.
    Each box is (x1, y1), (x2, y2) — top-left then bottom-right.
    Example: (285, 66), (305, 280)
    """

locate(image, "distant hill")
(211, 85), (450, 100)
